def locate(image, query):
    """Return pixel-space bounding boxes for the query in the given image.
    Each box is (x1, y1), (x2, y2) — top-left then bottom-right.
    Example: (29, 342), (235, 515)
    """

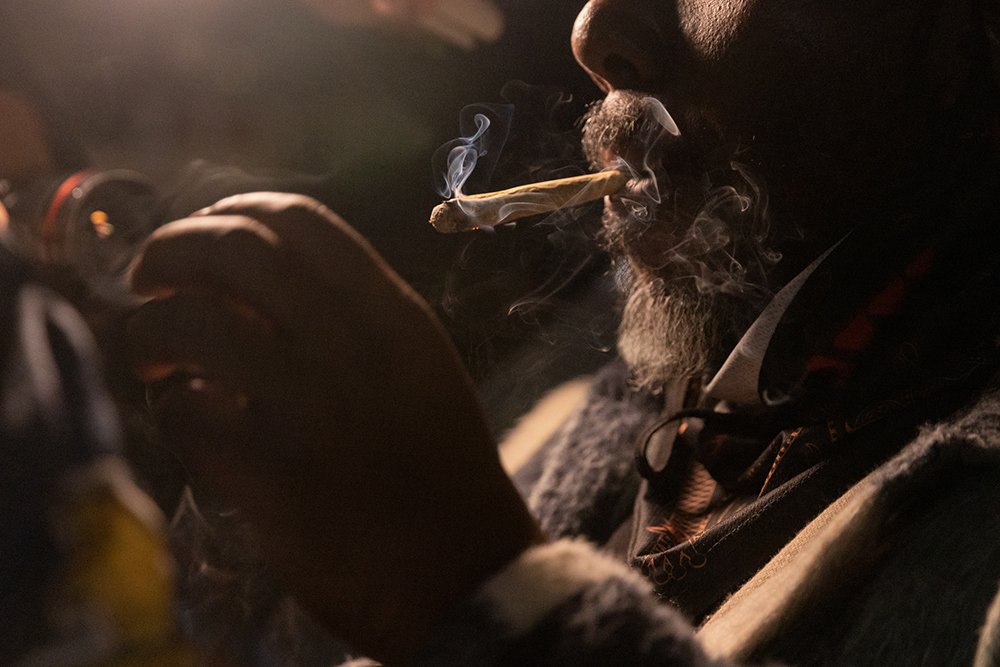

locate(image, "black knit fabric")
(514, 358), (663, 543)
(418, 388), (1000, 667)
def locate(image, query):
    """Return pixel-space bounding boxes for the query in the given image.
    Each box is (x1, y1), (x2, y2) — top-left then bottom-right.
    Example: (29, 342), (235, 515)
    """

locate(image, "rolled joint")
(429, 170), (629, 233)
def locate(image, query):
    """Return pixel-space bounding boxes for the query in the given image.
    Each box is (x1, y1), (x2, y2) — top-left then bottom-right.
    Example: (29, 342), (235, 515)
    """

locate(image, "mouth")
(599, 141), (697, 236)
(582, 91), (780, 297)
(581, 93), (699, 226)
(605, 172), (659, 224)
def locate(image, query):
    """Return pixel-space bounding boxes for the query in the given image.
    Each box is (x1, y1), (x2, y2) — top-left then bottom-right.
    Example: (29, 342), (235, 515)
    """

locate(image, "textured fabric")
(519, 358), (930, 622)
(516, 359), (663, 544)
(415, 538), (736, 667)
(476, 539), (653, 634)
(492, 159), (1000, 665)
(620, 156), (1000, 620)
(420, 388), (1000, 667)
(699, 390), (1000, 663)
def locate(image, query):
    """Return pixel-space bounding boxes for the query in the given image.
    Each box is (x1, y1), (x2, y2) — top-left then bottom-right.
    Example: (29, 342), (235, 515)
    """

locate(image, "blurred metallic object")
(1, 170), (163, 304)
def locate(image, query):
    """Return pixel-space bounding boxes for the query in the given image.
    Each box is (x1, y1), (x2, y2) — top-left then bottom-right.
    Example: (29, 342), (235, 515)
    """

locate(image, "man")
(126, 0), (1000, 666)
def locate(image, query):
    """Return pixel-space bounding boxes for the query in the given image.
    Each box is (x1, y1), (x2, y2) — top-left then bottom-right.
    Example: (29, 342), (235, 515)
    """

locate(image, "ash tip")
(429, 199), (469, 233)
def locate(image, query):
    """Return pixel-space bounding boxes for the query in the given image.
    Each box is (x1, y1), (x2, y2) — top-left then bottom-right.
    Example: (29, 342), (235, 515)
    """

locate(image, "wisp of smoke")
(582, 94), (780, 299)
(169, 488), (356, 666)
(432, 103), (515, 199)
(581, 93), (784, 386)
(432, 85), (620, 408)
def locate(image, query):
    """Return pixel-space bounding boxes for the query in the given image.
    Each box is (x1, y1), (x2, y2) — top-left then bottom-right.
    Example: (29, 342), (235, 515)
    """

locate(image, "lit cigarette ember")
(429, 170), (629, 233)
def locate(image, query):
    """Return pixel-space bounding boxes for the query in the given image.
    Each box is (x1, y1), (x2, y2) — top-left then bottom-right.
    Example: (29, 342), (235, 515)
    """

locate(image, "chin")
(610, 216), (776, 389)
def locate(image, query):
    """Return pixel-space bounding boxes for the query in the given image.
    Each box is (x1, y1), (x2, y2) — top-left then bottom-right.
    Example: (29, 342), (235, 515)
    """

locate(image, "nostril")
(603, 53), (643, 90)
(572, 0), (671, 93)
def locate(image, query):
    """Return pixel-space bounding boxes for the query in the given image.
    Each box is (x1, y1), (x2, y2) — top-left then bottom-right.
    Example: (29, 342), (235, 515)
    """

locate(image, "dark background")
(0, 0), (620, 441)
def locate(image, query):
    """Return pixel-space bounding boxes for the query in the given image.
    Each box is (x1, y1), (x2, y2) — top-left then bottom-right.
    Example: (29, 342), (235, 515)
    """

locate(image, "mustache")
(580, 93), (784, 299)
(616, 270), (769, 388)
(580, 93), (681, 173)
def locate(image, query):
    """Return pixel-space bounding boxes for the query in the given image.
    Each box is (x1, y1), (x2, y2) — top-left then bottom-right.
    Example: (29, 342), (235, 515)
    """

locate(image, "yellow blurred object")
(86, 645), (196, 667)
(52, 460), (197, 666)
(63, 487), (174, 642)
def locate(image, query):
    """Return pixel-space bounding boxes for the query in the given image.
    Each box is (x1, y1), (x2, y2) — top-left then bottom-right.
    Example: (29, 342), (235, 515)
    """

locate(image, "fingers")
(127, 292), (279, 388)
(192, 193), (416, 303)
(129, 212), (363, 338)
(372, 0), (438, 20)
(146, 374), (251, 465)
(126, 194), (474, 450)
(131, 215), (279, 298)
(126, 291), (292, 471)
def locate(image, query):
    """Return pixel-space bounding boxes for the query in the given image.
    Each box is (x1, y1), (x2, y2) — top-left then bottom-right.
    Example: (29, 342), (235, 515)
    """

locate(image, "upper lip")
(611, 131), (703, 189)
(585, 92), (703, 208)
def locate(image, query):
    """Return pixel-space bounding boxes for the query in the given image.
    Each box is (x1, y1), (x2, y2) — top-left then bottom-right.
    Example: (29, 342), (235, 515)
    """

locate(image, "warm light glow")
(90, 210), (115, 238)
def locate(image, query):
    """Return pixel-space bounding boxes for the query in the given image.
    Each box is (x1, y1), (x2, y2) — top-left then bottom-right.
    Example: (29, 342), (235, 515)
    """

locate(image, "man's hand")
(295, 0), (438, 27)
(295, 0), (503, 50)
(127, 193), (544, 665)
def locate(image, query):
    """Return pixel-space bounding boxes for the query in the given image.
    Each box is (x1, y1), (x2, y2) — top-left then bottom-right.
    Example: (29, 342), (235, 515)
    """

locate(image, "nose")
(571, 0), (671, 93)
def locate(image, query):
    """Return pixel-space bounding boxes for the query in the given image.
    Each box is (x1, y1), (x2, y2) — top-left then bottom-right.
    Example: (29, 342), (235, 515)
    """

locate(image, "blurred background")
(0, 5), (630, 661)
(0, 0), (620, 456)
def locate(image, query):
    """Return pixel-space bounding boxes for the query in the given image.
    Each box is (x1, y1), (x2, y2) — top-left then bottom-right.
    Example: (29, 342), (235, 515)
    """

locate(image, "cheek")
(674, 0), (758, 61)
(671, 0), (806, 131)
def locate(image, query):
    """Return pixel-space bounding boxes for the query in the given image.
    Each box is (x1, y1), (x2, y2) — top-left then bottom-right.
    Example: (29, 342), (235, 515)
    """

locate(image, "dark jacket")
(415, 365), (1000, 666)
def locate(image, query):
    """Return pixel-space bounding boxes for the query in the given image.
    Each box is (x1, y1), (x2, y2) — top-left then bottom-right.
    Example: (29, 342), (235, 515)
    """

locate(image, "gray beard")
(579, 94), (783, 389)
(615, 263), (767, 391)
(617, 277), (715, 388)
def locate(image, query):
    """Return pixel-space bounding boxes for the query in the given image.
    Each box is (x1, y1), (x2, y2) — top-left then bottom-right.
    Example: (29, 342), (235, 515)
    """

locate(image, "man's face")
(574, 0), (959, 384)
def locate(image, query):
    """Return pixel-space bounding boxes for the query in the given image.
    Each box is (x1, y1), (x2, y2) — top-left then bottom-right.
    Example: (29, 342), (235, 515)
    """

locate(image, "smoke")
(432, 85), (620, 430)
(169, 488), (358, 666)
(644, 97), (681, 137)
(443, 113), (489, 198)
(582, 94), (781, 298)
(432, 103), (514, 199)
(433, 89), (786, 390)
(581, 93), (785, 386)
